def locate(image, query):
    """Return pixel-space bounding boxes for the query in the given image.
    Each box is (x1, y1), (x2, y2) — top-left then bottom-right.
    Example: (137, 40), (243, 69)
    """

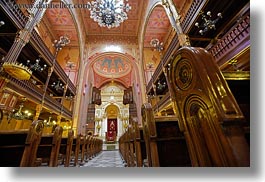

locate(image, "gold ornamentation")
(175, 59), (193, 90)
(2, 62), (32, 80)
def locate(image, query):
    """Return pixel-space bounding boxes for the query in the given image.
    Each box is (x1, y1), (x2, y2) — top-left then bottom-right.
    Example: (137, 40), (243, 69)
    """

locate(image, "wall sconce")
(51, 80), (64, 91)
(26, 57), (47, 72)
(150, 38), (164, 52)
(195, 11), (222, 35)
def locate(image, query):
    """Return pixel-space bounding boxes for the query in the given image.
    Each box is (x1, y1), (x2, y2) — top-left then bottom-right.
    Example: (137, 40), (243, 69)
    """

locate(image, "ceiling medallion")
(87, 0), (132, 29)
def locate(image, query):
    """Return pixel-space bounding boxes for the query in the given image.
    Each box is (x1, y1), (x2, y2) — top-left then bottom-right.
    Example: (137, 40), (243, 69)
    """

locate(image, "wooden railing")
(0, 0), (27, 29)
(181, 0), (206, 32)
(0, 0), (76, 95)
(6, 77), (72, 119)
(209, 7), (250, 65)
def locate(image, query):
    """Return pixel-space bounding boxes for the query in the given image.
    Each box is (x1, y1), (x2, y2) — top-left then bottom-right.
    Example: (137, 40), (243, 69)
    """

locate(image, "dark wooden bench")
(71, 134), (81, 166)
(34, 125), (63, 167)
(0, 120), (44, 167)
(59, 129), (74, 167)
(134, 124), (146, 167)
(141, 103), (191, 167)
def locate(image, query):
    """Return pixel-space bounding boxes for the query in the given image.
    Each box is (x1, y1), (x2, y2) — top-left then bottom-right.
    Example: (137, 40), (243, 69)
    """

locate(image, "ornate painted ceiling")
(39, 0), (191, 88)
(93, 55), (132, 78)
(92, 53), (133, 88)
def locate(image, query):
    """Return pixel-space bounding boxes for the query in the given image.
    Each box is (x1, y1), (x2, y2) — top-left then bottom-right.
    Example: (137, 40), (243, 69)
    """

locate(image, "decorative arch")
(183, 93), (234, 167)
(85, 51), (138, 88)
(105, 104), (120, 119)
(139, 0), (188, 86)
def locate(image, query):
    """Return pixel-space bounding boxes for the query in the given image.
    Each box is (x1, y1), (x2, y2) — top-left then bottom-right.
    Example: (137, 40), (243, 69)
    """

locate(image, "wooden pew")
(59, 129), (74, 167)
(34, 125), (63, 167)
(71, 134), (81, 166)
(166, 47), (249, 166)
(79, 134), (87, 165)
(127, 125), (136, 167)
(132, 122), (146, 167)
(141, 103), (191, 167)
(0, 120), (44, 167)
(118, 131), (129, 166)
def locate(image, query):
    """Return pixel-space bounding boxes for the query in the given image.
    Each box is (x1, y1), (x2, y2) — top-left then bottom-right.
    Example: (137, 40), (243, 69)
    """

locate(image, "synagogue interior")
(0, 0), (250, 167)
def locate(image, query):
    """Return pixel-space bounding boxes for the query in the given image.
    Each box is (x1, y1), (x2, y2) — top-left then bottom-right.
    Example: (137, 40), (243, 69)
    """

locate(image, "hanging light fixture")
(150, 38), (164, 52)
(9, 103), (32, 120)
(26, 57), (47, 72)
(87, 0), (132, 29)
(51, 80), (64, 91)
(195, 11), (222, 35)
(156, 80), (166, 91)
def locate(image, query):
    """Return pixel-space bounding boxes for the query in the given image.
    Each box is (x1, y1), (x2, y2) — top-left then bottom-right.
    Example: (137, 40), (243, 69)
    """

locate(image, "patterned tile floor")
(80, 150), (126, 167)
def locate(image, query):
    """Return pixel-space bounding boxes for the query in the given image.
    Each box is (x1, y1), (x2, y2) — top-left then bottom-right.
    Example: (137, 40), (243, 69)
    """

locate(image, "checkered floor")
(80, 150), (126, 167)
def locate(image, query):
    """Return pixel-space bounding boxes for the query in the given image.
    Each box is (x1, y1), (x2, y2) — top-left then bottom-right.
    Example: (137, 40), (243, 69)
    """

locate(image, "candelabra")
(195, 11), (222, 35)
(87, 0), (131, 29)
(150, 38), (164, 52)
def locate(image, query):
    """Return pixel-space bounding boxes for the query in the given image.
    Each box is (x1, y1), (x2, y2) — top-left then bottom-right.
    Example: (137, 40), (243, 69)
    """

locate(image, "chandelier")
(156, 80), (166, 91)
(150, 38), (164, 52)
(26, 57), (47, 72)
(195, 11), (222, 35)
(51, 80), (64, 91)
(9, 103), (32, 120)
(87, 0), (132, 29)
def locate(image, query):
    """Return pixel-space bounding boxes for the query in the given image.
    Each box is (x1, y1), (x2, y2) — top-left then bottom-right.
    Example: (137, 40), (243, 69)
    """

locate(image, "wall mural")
(93, 55), (132, 78)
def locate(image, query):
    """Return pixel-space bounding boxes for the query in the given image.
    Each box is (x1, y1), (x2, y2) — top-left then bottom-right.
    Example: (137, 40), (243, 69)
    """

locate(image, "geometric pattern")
(80, 151), (125, 167)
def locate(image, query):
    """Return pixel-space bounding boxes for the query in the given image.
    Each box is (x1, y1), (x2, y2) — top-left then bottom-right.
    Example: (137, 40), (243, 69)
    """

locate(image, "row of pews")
(0, 120), (103, 167)
(119, 105), (191, 167)
(119, 47), (250, 167)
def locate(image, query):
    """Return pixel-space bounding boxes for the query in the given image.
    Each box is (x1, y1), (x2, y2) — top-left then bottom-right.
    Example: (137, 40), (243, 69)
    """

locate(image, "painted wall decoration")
(93, 55), (132, 78)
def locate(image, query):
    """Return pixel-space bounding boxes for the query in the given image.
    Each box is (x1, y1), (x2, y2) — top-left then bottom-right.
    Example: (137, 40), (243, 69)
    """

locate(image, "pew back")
(0, 120), (44, 167)
(35, 125), (63, 167)
(141, 103), (191, 167)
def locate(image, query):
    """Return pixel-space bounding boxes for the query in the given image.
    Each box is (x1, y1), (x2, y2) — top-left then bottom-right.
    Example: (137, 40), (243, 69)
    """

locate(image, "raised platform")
(103, 142), (119, 151)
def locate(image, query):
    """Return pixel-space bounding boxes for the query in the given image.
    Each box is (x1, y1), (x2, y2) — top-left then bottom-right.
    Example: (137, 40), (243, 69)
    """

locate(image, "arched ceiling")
(92, 53), (133, 88)
(82, 0), (145, 44)
(44, 1), (78, 47)
(40, 0), (192, 88)
(144, 6), (170, 48)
